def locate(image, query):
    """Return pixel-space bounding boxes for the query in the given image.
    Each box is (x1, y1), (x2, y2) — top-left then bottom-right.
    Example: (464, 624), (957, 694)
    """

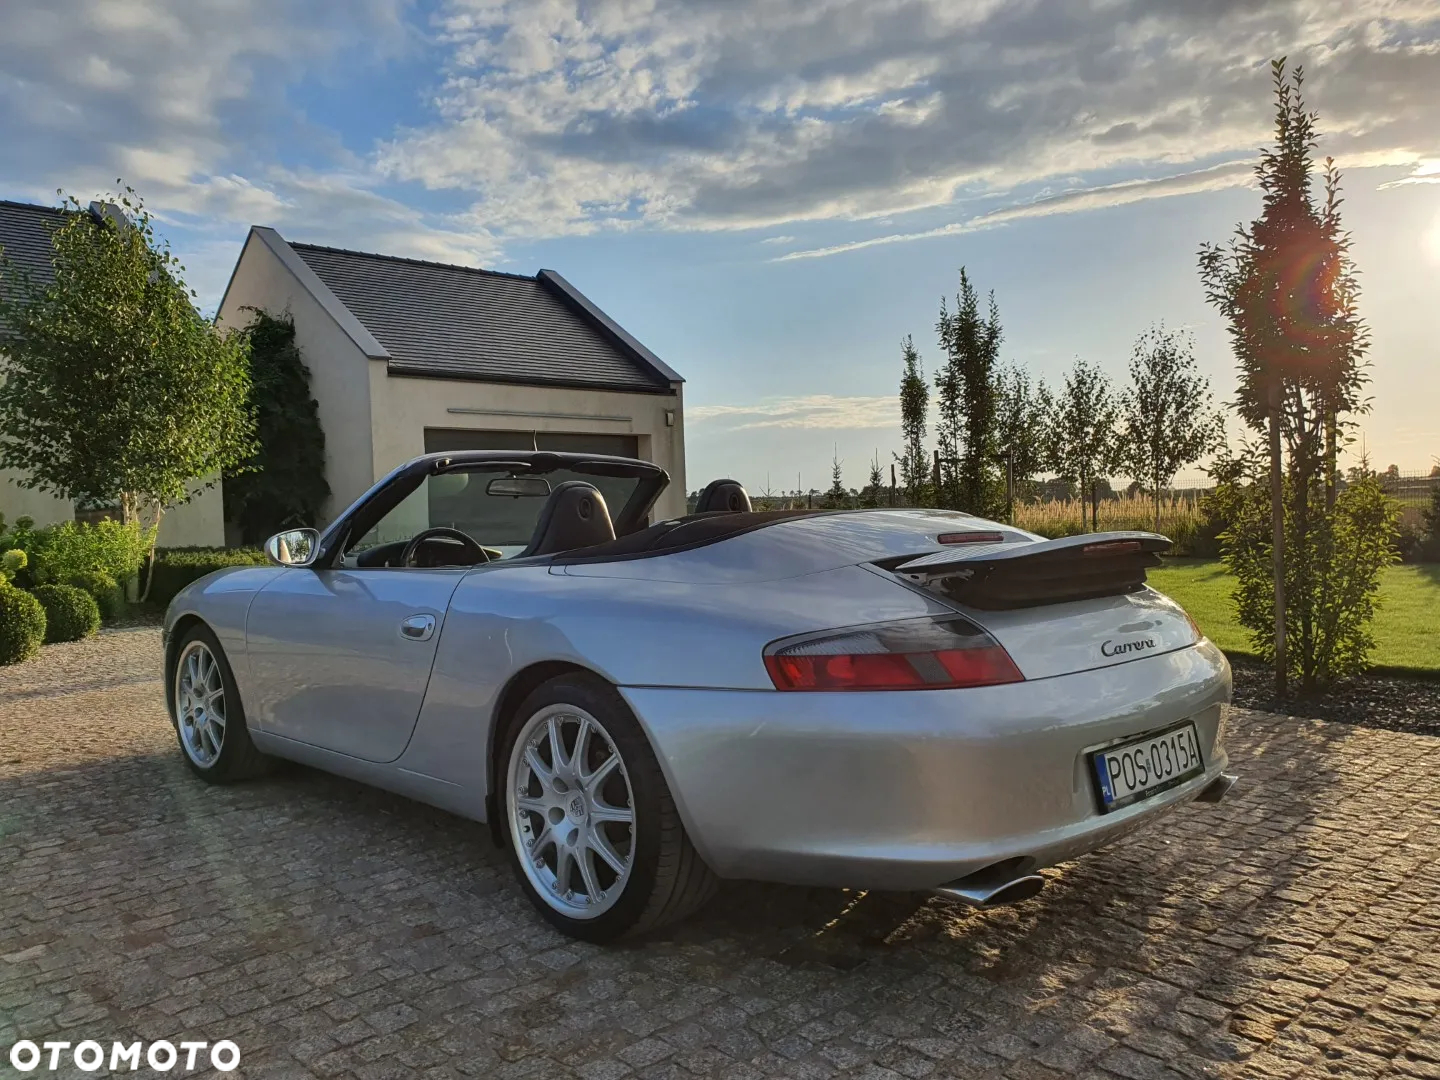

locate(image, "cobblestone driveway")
(4, 627), (1440, 1080)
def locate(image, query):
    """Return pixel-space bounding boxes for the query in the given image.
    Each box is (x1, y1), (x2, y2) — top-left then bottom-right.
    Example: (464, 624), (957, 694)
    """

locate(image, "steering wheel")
(399, 527), (489, 568)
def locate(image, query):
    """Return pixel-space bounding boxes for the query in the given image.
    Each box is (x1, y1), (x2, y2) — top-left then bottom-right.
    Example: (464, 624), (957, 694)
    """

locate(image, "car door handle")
(399, 614), (436, 641)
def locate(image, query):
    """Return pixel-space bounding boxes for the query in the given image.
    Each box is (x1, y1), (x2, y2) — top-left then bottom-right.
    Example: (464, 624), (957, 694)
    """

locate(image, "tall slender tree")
(862, 453), (885, 508)
(1199, 58), (1373, 694)
(933, 293), (963, 510)
(826, 447), (848, 508)
(1047, 359), (1119, 532)
(895, 335), (930, 505)
(1119, 325), (1221, 532)
(995, 365), (1053, 518)
(935, 269), (1003, 516)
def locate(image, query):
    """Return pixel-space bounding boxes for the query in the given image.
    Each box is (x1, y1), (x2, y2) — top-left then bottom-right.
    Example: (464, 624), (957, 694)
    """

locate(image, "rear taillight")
(763, 616), (1024, 691)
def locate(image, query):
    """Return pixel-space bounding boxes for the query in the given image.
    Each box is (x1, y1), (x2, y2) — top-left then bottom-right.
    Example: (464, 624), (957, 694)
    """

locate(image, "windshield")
(345, 466), (644, 560)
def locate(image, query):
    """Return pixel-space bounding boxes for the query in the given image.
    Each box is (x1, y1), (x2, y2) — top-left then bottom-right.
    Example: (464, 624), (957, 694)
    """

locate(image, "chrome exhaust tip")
(934, 871), (1045, 908)
(1195, 772), (1238, 804)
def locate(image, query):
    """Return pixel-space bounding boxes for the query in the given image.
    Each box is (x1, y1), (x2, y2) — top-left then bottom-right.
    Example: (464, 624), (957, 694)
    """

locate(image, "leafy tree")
(995, 365), (1053, 517)
(1199, 60), (1376, 693)
(935, 269), (1003, 515)
(1119, 325), (1222, 531)
(1046, 359), (1119, 532)
(223, 309), (331, 544)
(0, 185), (255, 599)
(1209, 462), (1397, 686)
(894, 335), (930, 505)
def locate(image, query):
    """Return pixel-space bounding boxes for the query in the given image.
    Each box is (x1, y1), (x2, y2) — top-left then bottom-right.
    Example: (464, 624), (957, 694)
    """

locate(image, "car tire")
(170, 623), (270, 784)
(500, 672), (719, 943)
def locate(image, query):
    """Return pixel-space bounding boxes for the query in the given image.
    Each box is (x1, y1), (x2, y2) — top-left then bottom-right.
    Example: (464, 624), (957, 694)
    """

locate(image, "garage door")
(424, 428), (639, 458)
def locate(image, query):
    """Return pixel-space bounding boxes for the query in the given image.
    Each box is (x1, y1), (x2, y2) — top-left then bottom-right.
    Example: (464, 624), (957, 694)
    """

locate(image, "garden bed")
(1149, 557), (1440, 736)
(1229, 658), (1440, 737)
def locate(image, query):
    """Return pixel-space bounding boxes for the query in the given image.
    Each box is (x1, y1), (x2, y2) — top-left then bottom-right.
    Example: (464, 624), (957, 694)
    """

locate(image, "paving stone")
(3, 627), (1440, 1078)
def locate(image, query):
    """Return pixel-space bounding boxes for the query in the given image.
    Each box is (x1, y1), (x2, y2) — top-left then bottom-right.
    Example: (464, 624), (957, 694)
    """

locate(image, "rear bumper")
(620, 640), (1231, 890)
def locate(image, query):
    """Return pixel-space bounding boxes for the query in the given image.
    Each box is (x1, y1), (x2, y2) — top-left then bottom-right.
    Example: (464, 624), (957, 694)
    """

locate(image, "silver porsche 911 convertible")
(164, 450), (1234, 941)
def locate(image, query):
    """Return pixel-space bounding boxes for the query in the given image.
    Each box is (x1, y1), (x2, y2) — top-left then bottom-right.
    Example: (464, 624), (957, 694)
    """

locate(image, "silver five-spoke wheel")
(507, 704), (636, 919)
(175, 640), (226, 768)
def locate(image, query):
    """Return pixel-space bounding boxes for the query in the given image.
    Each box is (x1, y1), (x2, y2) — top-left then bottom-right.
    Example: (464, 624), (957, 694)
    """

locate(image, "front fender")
(163, 565), (286, 713)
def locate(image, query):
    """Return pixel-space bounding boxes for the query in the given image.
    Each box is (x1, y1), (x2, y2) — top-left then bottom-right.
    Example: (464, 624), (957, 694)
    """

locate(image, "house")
(216, 227), (687, 528)
(0, 200), (223, 545)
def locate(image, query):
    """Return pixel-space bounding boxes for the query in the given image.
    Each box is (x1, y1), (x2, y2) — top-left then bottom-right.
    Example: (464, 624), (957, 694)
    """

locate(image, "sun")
(1426, 210), (1440, 265)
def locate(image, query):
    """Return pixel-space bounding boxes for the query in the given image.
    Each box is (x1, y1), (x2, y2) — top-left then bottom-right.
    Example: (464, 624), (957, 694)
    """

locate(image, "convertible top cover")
(553, 509), (828, 563)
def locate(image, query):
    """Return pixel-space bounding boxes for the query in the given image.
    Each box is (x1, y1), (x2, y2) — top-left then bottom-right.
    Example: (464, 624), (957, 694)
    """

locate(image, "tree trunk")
(1090, 479), (1099, 532)
(1324, 407), (1337, 512)
(138, 502), (165, 604)
(1005, 451), (1014, 525)
(1154, 483), (1161, 534)
(1268, 386), (1286, 699)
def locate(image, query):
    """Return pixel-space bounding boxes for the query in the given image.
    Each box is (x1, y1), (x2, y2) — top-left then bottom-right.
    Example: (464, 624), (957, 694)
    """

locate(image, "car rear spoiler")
(890, 531), (1172, 610)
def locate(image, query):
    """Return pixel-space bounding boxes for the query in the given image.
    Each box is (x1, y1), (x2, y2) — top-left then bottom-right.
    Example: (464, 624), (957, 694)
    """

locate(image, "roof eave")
(237, 227), (391, 360)
(385, 362), (678, 396)
(536, 269), (683, 386)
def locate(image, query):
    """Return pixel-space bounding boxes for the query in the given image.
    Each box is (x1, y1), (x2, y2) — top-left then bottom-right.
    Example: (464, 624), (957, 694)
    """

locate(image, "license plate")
(1091, 721), (1204, 812)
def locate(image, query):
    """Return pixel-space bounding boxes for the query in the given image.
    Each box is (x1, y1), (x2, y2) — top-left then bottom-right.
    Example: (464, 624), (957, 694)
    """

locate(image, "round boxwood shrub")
(0, 585), (47, 664)
(65, 569), (125, 621)
(31, 583), (101, 643)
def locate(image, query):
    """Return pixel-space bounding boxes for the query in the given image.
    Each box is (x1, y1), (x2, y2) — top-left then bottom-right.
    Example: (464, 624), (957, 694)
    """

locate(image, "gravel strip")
(1230, 658), (1440, 736)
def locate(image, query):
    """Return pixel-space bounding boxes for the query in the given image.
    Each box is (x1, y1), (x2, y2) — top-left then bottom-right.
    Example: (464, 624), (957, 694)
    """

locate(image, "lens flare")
(1425, 212), (1440, 265)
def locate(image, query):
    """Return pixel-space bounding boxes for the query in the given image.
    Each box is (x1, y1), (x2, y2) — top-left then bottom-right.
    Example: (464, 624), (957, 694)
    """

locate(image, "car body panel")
(561, 508), (1037, 584)
(243, 567), (467, 762)
(163, 566), (286, 704)
(962, 588), (1198, 680)
(163, 470), (1234, 897)
(619, 639), (1230, 887)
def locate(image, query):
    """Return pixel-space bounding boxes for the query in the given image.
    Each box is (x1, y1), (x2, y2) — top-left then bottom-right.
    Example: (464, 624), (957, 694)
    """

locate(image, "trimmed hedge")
(65, 569), (125, 621)
(145, 547), (268, 608)
(0, 586), (47, 664)
(32, 584), (101, 643)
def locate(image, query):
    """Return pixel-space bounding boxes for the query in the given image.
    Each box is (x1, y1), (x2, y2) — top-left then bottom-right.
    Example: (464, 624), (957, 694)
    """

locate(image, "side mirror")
(264, 528), (320, 567)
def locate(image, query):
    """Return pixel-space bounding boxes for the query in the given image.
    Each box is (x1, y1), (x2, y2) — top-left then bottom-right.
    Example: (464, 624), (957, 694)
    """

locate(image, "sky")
(2, 0), (1438, 493)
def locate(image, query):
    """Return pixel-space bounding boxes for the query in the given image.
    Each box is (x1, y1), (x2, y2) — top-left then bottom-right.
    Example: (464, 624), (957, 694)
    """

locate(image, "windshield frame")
(311, 450), (670, 568)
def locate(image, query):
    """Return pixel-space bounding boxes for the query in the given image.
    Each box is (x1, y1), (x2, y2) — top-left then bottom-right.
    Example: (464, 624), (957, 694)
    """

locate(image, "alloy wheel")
(176, 640), (226, 768)
(507, 704), (636, 919)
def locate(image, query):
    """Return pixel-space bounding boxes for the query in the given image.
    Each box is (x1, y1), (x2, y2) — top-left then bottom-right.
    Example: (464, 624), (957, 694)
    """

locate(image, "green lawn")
(1148, 558), (1440, 676)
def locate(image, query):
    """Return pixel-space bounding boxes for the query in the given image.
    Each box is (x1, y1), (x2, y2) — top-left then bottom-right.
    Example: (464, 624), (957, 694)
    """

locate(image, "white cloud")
(4, 0), (1440, 288)
(775, 159), (1258, 260)
(0, 0), (472, 305)
(689, 394), (899, 431)
(375, 0), (1440, 242)
(1378, 158), (1440, 189)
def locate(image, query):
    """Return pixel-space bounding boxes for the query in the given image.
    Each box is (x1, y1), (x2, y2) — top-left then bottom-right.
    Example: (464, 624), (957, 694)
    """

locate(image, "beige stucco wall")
(158, 483), (225, 547)
(217, 232), (375, 529)
(0, 461), (223, 548)
(0, 470), (73, 529)
(367, 369), (688, 521)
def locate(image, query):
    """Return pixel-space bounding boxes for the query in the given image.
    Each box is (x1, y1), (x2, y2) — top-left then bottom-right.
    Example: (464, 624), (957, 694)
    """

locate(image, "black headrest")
(695, 478), (752, 514)
(521, 481), (616, 558)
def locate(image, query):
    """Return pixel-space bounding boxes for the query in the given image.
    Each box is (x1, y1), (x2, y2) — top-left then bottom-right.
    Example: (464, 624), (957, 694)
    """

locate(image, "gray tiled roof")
(290, 243), (676, 393)
(0, 201), (66, 330)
